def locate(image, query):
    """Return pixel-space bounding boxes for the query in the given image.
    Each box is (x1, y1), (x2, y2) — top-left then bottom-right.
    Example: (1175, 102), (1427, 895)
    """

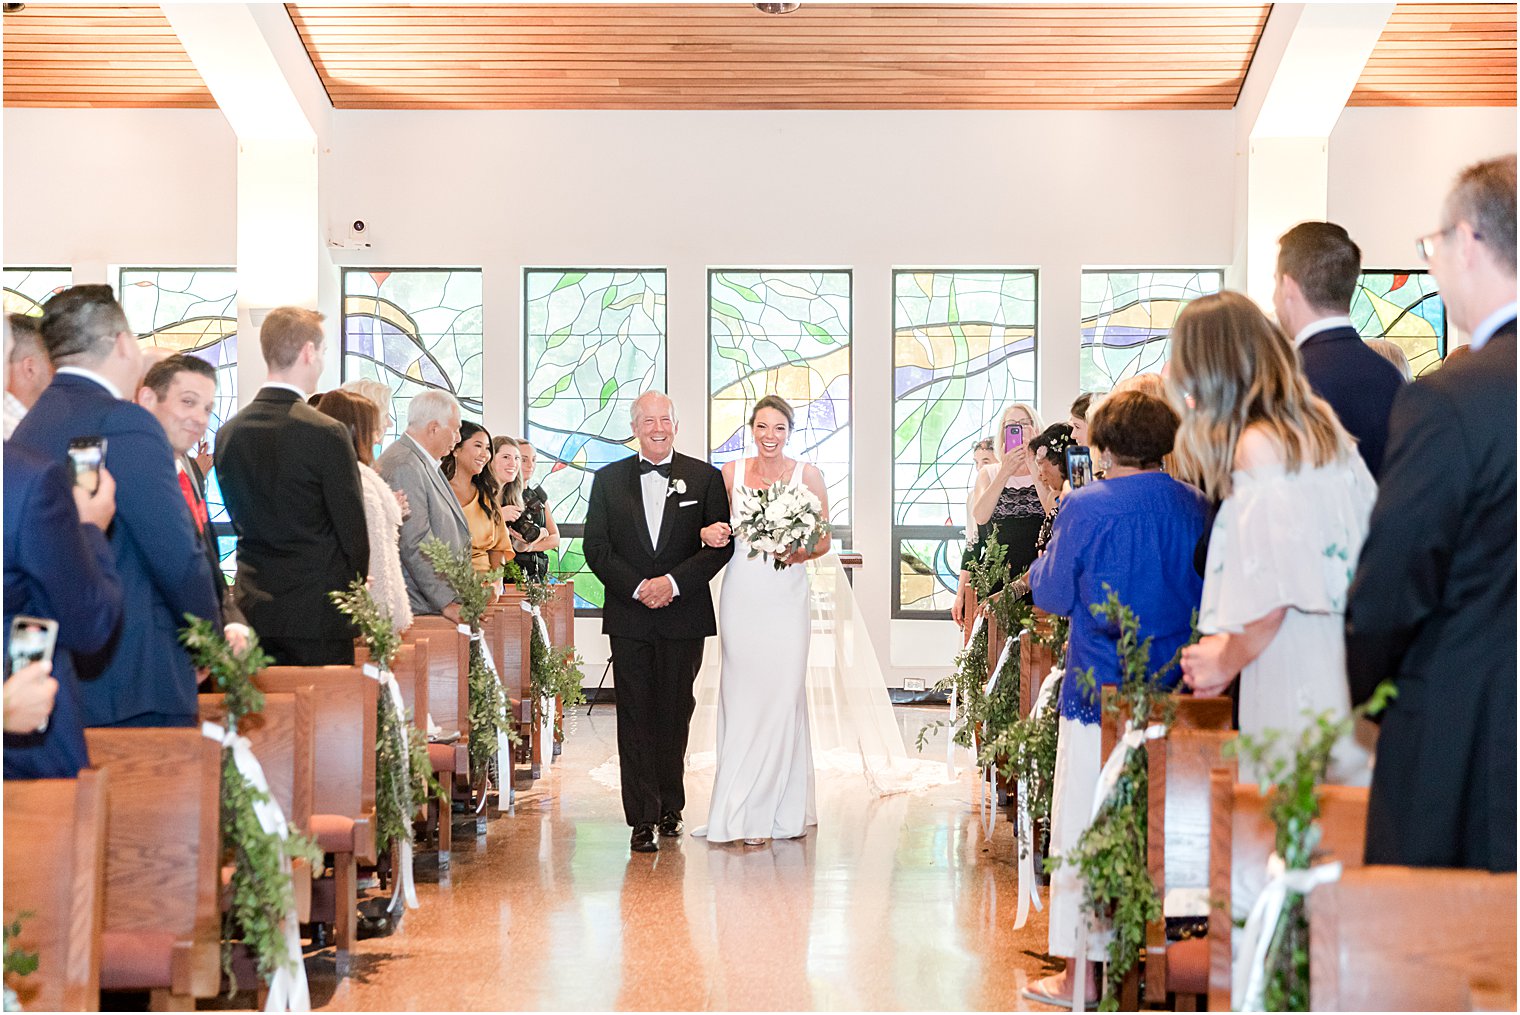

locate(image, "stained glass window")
(3, 267), (71, 317)
(119, 269), (239, 584)
(1080, 270), (1223, 393)
(709, 270), (852, 530)
(341, 269), (483, 443)
(1353, 270), (1446, 377)
(893, 270), (1037, 616)
(525, 269), (667, 611)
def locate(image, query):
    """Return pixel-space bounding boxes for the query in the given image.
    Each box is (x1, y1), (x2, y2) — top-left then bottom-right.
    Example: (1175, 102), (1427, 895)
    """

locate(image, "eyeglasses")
(1415, 223), (1481, 263)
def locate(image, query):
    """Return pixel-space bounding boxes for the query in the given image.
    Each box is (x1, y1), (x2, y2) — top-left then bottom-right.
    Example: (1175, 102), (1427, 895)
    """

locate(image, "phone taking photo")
(1066, 446), (1094, 489)
(66, 436), (107, 494)
(8, 616), (58, 733)
(1002, 422), (1025, 454)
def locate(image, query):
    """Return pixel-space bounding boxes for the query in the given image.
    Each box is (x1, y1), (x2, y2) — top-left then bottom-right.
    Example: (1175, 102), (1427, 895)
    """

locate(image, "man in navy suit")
(1273, 221), (1405, 478)
(1347, 155), (1517, 872)
(10, 285), (220, 728)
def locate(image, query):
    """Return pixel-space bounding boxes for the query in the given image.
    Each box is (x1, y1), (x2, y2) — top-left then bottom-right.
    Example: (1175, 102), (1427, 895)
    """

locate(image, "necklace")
(750, 456), (790, 486)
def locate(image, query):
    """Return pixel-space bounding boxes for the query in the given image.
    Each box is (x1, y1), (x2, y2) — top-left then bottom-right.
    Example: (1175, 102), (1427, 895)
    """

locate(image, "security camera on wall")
(328, 218), (373, 250)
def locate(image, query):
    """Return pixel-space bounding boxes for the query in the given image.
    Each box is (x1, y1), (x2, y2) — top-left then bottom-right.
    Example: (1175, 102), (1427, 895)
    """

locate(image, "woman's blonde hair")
(1169, 291), (1350, 500)
(492, 434), (525, 509)
(996, 402), (1045, 442)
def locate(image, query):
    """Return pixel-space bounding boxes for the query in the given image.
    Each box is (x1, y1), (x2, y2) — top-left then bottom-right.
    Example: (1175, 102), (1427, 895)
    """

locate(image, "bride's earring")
(1100, 452), (1114, 472)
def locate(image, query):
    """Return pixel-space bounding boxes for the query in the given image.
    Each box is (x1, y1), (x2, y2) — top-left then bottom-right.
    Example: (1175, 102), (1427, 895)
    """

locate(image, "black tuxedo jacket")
(583, 452), (734, 641)
(184, 454), (244, 628)
(1346, 320), (1516, 871)
(214, 388), (370, 642)
(1299, 324), (1406, 478)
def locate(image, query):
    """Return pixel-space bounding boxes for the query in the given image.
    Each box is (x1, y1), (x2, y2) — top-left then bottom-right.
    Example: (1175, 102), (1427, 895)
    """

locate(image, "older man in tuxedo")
(583, 391), (734, 853)
(1273, 221), (1405, 478)
(216, 308), (369, 666)
(375, 389), (468, 622)
(1346, 155), (1517, 872)
(10, 286), (220, 728)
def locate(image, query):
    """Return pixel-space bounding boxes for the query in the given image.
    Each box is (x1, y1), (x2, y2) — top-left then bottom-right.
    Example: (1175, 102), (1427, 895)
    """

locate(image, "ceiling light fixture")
(754, 2), (800, 13)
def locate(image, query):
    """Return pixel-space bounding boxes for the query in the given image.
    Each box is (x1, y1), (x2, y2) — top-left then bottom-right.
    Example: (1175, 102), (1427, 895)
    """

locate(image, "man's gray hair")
(406, 388), (461, 430)
(629, 389), (678, 428)
(1448, 155), (1517, 272)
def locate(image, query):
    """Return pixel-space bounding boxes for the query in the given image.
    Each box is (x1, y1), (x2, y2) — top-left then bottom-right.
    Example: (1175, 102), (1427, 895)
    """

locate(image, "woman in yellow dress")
(441, 420), (514, 575)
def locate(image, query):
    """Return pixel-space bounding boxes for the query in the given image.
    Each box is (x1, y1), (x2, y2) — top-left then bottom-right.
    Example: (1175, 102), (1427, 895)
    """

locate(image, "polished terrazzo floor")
(309, 706), (1065, 1012)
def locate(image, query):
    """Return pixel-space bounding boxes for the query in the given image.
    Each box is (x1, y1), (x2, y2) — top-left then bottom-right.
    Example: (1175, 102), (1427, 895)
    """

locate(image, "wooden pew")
(490, 592), (537, 776)
(357, 639), (452, 859)
(3, 771), (109, 1012)
(1142, 727), (1236, 1008)
(1309, 866), (1517, 1011)
(403, 615), (471, 795)
(1207, 765), (1369, 1011)
(198, 690), (315, 923)
(253, 667), (376, 973)
(84, 728), (222, 1010)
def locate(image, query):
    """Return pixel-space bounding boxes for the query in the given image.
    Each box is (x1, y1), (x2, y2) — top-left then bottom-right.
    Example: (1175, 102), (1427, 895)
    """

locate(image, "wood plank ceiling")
(1350, 3), (1516, 106)
(285, 3), (1272, 109)
(2, 4), (216, 107)
(1, 3), (1514, 111)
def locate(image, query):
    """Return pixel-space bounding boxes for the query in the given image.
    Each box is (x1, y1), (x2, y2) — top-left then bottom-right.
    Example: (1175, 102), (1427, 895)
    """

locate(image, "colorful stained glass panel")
(1353, 270), (1446, 378)
(525, 269), (667, 611)
(342, 269), (483, 442)
(709, 270), (851, 527)
(1080, 270), (1223, 393)
(4, 267), (72, 317)
(120, 268), (238, 528)
(892, 270), (1036, 614)
(899, 537), (965, 614)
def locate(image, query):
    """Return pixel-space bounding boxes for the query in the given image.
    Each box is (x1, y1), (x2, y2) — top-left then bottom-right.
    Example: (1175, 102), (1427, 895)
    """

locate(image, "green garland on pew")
(329, 581), (439, 860)
(504, 562), (588, 739)
(4, 914), (38, 1012)
(1046, 589), (1193, 1012)
(181, 618), (322, 997)
(1227, 681), (1397, 1012)
(419, 539), (516, 775)
(916, 534), (1009, 752)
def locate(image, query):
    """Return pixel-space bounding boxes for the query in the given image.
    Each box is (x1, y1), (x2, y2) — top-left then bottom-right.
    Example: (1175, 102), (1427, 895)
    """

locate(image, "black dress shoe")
(356, 912), (396, 939)
(658, 811), (683, 837)
(630, 823), (658, 853)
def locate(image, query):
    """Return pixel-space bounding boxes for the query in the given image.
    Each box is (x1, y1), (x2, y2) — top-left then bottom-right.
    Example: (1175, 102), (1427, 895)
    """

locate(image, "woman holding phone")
(953, 402), (1045, 628)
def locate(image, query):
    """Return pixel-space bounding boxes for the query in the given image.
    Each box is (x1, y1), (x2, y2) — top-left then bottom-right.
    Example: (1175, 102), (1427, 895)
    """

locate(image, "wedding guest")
(216, 307), (370, 666)
(4, 314), (52, 439)
(953, 403), (1044, 627)
(135, 353), (248, 636)
(1347, 154), (1516, 872)
(442, 420), (513, 575)
(1023, 390), (1206, 1006)
(491, 434), (525, 514)
(1026, 423), (1077, 558)
(514, 438), (560, 581)
(317, 390), (413, 634)
(963, 438), (997, 544)
(1364, 338), (1413, 382)
(375, 390), (469, 623)
(3, 317), (122, 776)
(1273, 221), (1404, 478)
(1174, 292), (1376, 785)
(11, 285), (219, 728)
(340, 378), (395, 436)
(1442, 343), (1474, 367)
(1068, 392), (1094, 446)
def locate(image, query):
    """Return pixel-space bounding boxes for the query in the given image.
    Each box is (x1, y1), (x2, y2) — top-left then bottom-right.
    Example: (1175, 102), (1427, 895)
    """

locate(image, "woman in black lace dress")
(953, 403), (1046, 628)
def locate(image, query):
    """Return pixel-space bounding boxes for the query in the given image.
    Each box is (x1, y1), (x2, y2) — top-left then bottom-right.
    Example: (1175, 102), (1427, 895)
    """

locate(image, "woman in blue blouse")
(1022, 390), (1207, 1006)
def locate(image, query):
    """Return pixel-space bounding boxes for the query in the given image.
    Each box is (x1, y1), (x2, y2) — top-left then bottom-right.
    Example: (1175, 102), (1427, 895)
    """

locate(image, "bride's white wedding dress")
(696, 459), (818, 843)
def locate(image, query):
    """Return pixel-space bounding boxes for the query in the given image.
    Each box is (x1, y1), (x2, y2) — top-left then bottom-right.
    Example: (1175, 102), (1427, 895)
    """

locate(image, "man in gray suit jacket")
(375, 389), (469, 624)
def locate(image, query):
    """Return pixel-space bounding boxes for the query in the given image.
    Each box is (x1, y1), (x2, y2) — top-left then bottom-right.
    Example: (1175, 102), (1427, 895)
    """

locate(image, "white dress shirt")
(1292, 315), (1355, 349)
(634, 454), (679, 601)
(55, 365), (124, 400)
(1468, 301), (1518, 352)
(259, 381), (308, 400)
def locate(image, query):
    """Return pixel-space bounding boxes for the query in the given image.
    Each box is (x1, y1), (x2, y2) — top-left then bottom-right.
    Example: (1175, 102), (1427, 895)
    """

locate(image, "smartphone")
(1002, 422), (1025, 454)
(1066, 446), (1094, 489)
(66, 436), (107, 494)
(8, 616), (58, 733)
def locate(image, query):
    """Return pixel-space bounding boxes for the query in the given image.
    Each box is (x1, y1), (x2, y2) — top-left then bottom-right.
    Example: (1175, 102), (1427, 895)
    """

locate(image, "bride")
(694, 394), (831, 846)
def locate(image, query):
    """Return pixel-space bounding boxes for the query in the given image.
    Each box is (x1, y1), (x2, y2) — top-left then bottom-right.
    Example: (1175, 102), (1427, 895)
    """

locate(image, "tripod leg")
(586, 658), (613, 715)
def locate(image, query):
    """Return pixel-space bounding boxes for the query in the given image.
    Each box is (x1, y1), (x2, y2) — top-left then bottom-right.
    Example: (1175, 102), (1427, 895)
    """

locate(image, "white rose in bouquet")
(732, 478), (825, 571)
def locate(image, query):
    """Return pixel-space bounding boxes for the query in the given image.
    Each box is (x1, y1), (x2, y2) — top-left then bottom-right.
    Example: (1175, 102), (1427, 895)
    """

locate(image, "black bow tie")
(639, 459), (672, 478)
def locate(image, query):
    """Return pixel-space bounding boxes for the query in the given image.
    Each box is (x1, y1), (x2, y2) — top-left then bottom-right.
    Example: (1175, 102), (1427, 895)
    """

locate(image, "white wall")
(6, 103), (1513, 685)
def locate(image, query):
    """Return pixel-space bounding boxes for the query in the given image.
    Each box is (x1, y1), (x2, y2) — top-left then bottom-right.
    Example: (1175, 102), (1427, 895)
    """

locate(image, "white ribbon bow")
(520, 599), (551, 649)
(474, 634), (517, 809)
(1233, 853), (1342, 1011)
(362, 665), (419, 913)
(1089, 719), (1167, 822)
(978, 633), (1019, 836)
(200, 722), (310, 1012)
(1013, 665), (1064, 931)
(946, 615), (985, 778)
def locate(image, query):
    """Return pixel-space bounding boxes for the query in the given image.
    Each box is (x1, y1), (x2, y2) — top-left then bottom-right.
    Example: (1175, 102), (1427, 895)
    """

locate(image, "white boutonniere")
(666, 478), (686, 497)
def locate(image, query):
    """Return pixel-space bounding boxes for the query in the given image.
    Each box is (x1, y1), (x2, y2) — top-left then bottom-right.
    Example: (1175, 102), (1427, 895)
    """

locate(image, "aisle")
(313, 706), (1062, 1012)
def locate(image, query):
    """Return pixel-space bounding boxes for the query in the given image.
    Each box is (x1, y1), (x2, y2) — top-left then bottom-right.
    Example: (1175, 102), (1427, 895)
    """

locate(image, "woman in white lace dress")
(1173, 292), (1376, 784)
(315, 390), (412, 634)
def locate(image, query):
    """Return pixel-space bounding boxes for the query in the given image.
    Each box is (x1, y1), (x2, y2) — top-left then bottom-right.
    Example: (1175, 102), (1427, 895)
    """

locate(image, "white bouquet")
(733, 480), (825, 571)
